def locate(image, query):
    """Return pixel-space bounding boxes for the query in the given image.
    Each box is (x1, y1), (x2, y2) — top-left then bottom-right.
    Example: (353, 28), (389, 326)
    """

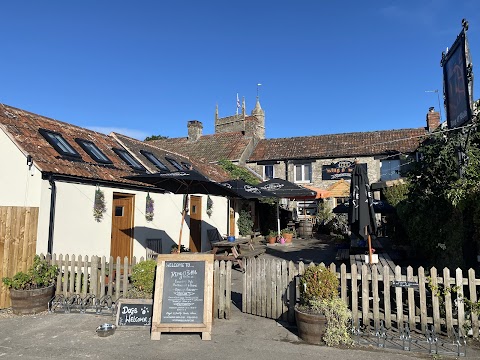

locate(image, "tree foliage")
(217, 159), (260, 185)
(144, 134), (169, 141)
(397, 124), (480, 269)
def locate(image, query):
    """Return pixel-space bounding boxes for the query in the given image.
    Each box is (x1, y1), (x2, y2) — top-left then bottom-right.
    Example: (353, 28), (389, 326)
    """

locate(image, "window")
(39, 129), (81, 158)
(181, 161), (192, 170)
(75, 139), (112, 164)
(294, 163), (312, 183)
(140, 150), (169, 172)
(112, 148), (146, 171)
(166, 157), (184, 171)
(381, 159), (400, 181)
(263, 165), (274, 180)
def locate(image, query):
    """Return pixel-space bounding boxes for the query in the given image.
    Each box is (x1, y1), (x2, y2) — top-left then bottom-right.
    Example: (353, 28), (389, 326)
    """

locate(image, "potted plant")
(281, 228), (294, 243)
(265, 230), (277, 245)
(2, 255), (58, 315)
(295, 264), (352, 346)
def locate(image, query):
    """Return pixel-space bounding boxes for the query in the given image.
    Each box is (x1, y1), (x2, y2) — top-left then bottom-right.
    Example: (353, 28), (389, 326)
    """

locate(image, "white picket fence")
(243, 258), (480, 338)
(37, 254), (233, 319)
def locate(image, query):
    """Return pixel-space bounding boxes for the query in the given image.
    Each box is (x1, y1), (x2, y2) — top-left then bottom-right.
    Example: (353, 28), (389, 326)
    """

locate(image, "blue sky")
(1, 1), (479, 140)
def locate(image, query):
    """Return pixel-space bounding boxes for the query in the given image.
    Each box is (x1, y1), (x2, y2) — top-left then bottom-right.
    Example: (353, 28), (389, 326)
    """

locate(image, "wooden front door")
(111, 193), (134, 261)
(229, 199), (235, 236)
(189, 196), (202, 252)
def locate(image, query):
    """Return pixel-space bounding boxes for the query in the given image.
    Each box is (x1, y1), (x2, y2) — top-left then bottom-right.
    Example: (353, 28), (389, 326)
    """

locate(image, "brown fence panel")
(0, 206), (39, 308)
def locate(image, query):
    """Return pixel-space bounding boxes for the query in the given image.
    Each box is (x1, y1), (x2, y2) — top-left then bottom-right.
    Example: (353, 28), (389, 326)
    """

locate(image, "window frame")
(263, 164), (274, 181)
(112, 148), (146, 171)
(140, 150), (169, 172)
(75, 138), (112, 164)
(166, 157), (184, 171)
(294, 163), (312, 183)
(38, 128), (81, 158)
(380, 159), (401, 181)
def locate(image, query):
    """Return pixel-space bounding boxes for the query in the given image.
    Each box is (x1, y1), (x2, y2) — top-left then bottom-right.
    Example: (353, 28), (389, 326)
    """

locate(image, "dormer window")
(39, 129), (81, 158)
(112, 148), (146, 171)
(166, 157), (184, 171)
(75, 138), (112, 164)
(141, 150), (169, 172)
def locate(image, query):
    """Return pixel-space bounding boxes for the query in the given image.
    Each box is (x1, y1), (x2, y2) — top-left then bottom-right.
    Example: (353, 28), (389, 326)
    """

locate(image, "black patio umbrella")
(348, 164), (377, 263)
(257, 178), (316, 199)
(127, 170), (238, 198)
(220, 179), (277, 199)
(126, 170), (238, 251)
(258, 178), (316, 236)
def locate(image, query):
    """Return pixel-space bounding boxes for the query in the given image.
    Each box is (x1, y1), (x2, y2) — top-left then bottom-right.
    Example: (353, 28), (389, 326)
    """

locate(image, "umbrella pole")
(366, 226), (373, 264)
(277, 201), (281, 237)
(177, 195), (189, 253)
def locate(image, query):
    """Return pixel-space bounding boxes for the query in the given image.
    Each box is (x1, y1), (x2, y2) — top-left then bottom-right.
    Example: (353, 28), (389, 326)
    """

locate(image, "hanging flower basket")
(206, 195), (213, 217)
(146, 193), (154, 222)
(93, 187), (107, 222)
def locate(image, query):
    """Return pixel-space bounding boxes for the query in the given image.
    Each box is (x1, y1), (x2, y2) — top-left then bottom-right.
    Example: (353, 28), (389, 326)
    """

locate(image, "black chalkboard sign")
(116, 299), (153, 327)
(150, 253), (214, 340)
(161, 261), (205, 324)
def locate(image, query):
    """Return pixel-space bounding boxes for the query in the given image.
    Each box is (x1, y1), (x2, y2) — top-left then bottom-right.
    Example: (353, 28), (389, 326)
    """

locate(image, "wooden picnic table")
(211, 238), (264, 272)
(350, 252), (396, 276)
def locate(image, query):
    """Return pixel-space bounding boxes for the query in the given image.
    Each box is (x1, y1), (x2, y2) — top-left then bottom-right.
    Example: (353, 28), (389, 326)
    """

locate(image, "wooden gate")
(0, 206), (39, 308)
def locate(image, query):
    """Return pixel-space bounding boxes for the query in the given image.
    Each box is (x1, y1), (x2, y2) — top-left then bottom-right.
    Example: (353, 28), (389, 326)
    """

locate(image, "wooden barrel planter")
(10, 285), (55, 315)
(294, 306), (327, 345)
(297, 220), (313, 238)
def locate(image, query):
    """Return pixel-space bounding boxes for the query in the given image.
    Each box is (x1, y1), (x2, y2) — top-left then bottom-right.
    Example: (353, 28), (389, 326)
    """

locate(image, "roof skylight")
(112, 148), (146, 171)
(140, 150), (169, 172)
(75, 139), (112, 164)
(39, 129), (81, 158)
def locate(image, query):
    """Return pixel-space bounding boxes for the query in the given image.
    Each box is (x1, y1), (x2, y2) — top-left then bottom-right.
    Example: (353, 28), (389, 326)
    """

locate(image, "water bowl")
(96, 323), (116, 337)
(227, 236), (235, 242)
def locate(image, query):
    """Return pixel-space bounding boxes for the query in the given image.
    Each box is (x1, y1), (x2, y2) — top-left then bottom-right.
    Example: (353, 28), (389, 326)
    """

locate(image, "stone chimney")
(426, 107), (441, 132)
(187, 120), (203, 142)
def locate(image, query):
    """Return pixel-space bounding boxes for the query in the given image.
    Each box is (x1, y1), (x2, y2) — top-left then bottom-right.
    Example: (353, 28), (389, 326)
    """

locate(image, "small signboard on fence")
(150, 253), (214, 341)
(392, 281), (419, 288)
(116, 299), (153, 328)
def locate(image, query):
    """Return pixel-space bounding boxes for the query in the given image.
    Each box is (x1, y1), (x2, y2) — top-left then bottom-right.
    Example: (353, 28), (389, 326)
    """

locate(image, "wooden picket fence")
(2, 254), (232, 319)
(0, 206), (39, 308)
(243, 258), (480, 338)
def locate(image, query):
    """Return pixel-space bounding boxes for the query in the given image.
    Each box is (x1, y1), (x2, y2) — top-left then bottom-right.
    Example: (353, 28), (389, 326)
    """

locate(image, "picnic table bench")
(207, 229), (265, 271)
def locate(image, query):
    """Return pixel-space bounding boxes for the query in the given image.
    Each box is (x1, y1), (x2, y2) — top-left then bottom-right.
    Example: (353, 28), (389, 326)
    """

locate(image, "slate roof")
(148, 132), (252, 163)
(113, 133), (231, 183)
(0, 104), (145, 186)
(248, 128), (428, 161)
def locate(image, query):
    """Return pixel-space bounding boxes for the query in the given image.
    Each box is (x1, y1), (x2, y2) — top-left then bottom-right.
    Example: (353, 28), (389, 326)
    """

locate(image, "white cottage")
(0, 104), (232, 260)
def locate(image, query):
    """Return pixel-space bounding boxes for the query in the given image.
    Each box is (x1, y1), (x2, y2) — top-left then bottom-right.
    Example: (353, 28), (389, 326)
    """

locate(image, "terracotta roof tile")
(0, 104), (147, 185)
(248, 128), (428, 161)
(148, 132), (252, 162)
(113, 133), (231, 182)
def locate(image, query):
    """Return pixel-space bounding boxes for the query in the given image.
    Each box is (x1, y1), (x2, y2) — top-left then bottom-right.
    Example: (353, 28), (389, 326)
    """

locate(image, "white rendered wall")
(36, 179), (230, 258)
(0, 129), (42, 207)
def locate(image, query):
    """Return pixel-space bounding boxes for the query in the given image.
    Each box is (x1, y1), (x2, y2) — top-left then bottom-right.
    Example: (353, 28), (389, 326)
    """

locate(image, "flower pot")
(267, 236), (277, 244)
(283, 233), (293, 243)
(294, 306), (327, 345)
(10, 285), (55, 315)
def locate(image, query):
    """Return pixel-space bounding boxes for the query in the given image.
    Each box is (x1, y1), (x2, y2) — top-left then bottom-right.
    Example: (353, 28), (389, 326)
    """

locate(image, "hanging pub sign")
(322, 161), (366, 180)
(441, 19), (473, 129)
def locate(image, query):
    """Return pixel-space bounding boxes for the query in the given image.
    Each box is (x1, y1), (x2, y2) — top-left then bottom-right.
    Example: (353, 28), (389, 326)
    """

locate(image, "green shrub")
(2, 255), (58, 290)
(129, 260), (156, 297)
(237, 210), (254, 236)
(299, 265), (339, 306)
